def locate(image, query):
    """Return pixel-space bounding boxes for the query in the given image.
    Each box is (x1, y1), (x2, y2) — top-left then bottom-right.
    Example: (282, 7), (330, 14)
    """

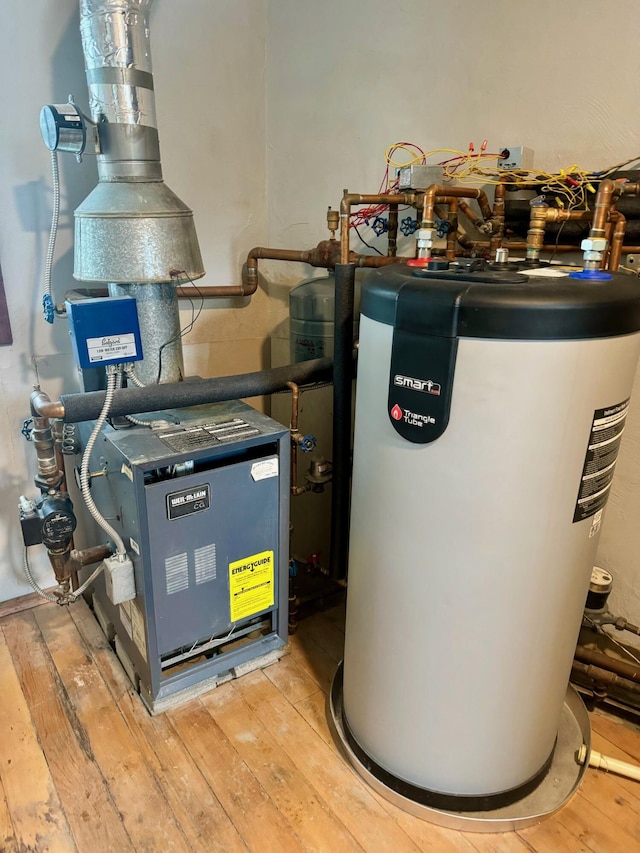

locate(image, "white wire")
(125, 363), (145, 387)
(44, 150), (60, 301)
(68, 561), (106, 601)
(584, 614), (640, 666)
(22, 546), (59, 603)
(80, 365), (127, 557)
(601, 628), (640, 666)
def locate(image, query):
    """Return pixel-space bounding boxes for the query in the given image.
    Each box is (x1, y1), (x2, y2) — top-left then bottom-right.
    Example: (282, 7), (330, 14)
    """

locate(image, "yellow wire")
(381, 141), (640, 213)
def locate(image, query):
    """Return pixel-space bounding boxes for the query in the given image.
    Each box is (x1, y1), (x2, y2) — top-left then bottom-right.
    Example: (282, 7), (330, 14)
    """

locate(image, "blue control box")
(66, 296), (143, 370)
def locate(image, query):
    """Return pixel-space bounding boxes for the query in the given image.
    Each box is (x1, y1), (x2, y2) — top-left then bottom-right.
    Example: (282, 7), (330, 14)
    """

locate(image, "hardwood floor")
(1, 596), (640, 852)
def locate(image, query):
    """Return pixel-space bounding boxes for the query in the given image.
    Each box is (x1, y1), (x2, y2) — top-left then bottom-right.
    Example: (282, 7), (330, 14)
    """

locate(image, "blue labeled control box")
(66, 296), (143, 370)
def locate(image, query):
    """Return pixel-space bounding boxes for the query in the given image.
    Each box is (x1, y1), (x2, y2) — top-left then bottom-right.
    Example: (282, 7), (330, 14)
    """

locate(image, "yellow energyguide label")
(228, 550), (275, 622)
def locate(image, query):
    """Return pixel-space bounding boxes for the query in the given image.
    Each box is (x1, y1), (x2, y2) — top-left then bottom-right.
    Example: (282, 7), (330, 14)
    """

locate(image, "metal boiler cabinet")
(336, 264), (640, 821)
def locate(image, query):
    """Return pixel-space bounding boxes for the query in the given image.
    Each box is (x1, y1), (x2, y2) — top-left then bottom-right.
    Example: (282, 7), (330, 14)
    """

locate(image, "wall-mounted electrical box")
(66, 296), (143, 370)
(497, 146), (534, 170)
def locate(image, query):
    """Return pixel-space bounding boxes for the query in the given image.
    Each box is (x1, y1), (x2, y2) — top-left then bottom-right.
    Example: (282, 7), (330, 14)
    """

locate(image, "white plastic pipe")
(578, 744), (640, 782)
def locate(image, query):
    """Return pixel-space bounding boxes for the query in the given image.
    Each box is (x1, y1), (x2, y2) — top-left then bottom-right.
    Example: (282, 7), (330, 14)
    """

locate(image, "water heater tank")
(342, 264), (640, 811)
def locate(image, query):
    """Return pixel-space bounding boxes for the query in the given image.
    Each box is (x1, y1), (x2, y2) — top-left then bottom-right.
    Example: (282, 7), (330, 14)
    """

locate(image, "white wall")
(0, 0), (268, 601)
(266, 0), (640, 634)
(3, 0), (640, 618)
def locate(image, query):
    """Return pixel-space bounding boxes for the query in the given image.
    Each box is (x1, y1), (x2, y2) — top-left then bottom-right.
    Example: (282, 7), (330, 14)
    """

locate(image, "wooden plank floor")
(2, 598), (640, 852)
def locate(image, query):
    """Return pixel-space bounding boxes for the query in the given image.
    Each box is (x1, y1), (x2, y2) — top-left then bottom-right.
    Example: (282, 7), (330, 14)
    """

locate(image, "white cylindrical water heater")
(342, 264), (640, 812)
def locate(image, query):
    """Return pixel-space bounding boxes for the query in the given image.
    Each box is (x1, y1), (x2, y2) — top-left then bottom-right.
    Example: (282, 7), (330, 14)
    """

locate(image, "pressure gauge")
(39, 103), (86, 156)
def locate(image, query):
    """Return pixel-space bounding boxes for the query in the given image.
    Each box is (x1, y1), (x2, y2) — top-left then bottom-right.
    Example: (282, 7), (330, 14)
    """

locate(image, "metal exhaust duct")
(74, 0), (204, 382)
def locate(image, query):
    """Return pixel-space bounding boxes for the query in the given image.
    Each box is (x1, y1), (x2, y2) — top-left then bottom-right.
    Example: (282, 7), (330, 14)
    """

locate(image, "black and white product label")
(166, 484), (210, 520)
(159, 419), (261, 453)
(86, 333), (137, 363)
(573, 398), (630, 523)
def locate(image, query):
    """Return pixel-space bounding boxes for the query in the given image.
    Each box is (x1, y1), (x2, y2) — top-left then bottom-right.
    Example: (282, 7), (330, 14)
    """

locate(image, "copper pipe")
(493, 181), (506, 243)
(620, 182), (640, 197)
(421, 185), (493, 229)
(176, 284), (254, 299)
(340, 191), (417, 264)
(69, 543), (114, 570)
(387, 204), (398, 257)
(590, 178), (624, 239)
(286, 381), (308, 497)
(245, 246), (314, 294)
(525, 207), (594, 261)
(572, 661), (640, 699)
(242, 238), (406, 297)
(445, 198), (459, 261)
(575, 645), (640, 683)
(30, 388), (65, 420)
(609, 212), (627, 271)
(602, 220), (615, 269)
(30, 410), (64, 487)
(525, 206), (549, 260)
(457, 199), (482, 228)
(288, 380), (300, 433)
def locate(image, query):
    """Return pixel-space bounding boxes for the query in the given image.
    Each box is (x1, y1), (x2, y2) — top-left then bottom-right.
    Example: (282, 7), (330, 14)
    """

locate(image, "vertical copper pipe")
(340, 190), (351, 265)
(489, 182), (507, 254)
(525, 207), (549, 261)
(590, 178), (623, 239)
(286, 381), (302, 496)
(387, 204), (398, 257)
(609, 212), (627, 272)
(493, 181), (506, 241)
(602, 220), (614, 270)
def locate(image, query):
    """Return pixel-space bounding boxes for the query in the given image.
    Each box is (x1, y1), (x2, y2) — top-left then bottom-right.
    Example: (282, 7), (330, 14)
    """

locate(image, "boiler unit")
(332, 262), (640, 828)
(71, 398), (290, 713)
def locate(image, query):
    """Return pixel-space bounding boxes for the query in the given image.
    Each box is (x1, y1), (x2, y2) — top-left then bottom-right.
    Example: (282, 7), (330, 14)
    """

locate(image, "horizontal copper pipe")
(69, 544), (113, 570)
(575, 645), (640, 683)
(245, 239), (407, 293)
(621, 182), (640, 196)
(572, 661), (640, 698)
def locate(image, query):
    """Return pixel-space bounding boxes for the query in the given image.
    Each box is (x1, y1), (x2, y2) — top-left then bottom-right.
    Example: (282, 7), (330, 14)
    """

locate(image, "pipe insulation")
(59, 358), (334, 423)
(330, 264), (356, 580)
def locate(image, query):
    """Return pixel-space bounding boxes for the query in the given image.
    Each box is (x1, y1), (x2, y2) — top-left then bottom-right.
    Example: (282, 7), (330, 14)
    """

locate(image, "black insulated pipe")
(330, 263), (357, 580)
(60, 358), (334, 423)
